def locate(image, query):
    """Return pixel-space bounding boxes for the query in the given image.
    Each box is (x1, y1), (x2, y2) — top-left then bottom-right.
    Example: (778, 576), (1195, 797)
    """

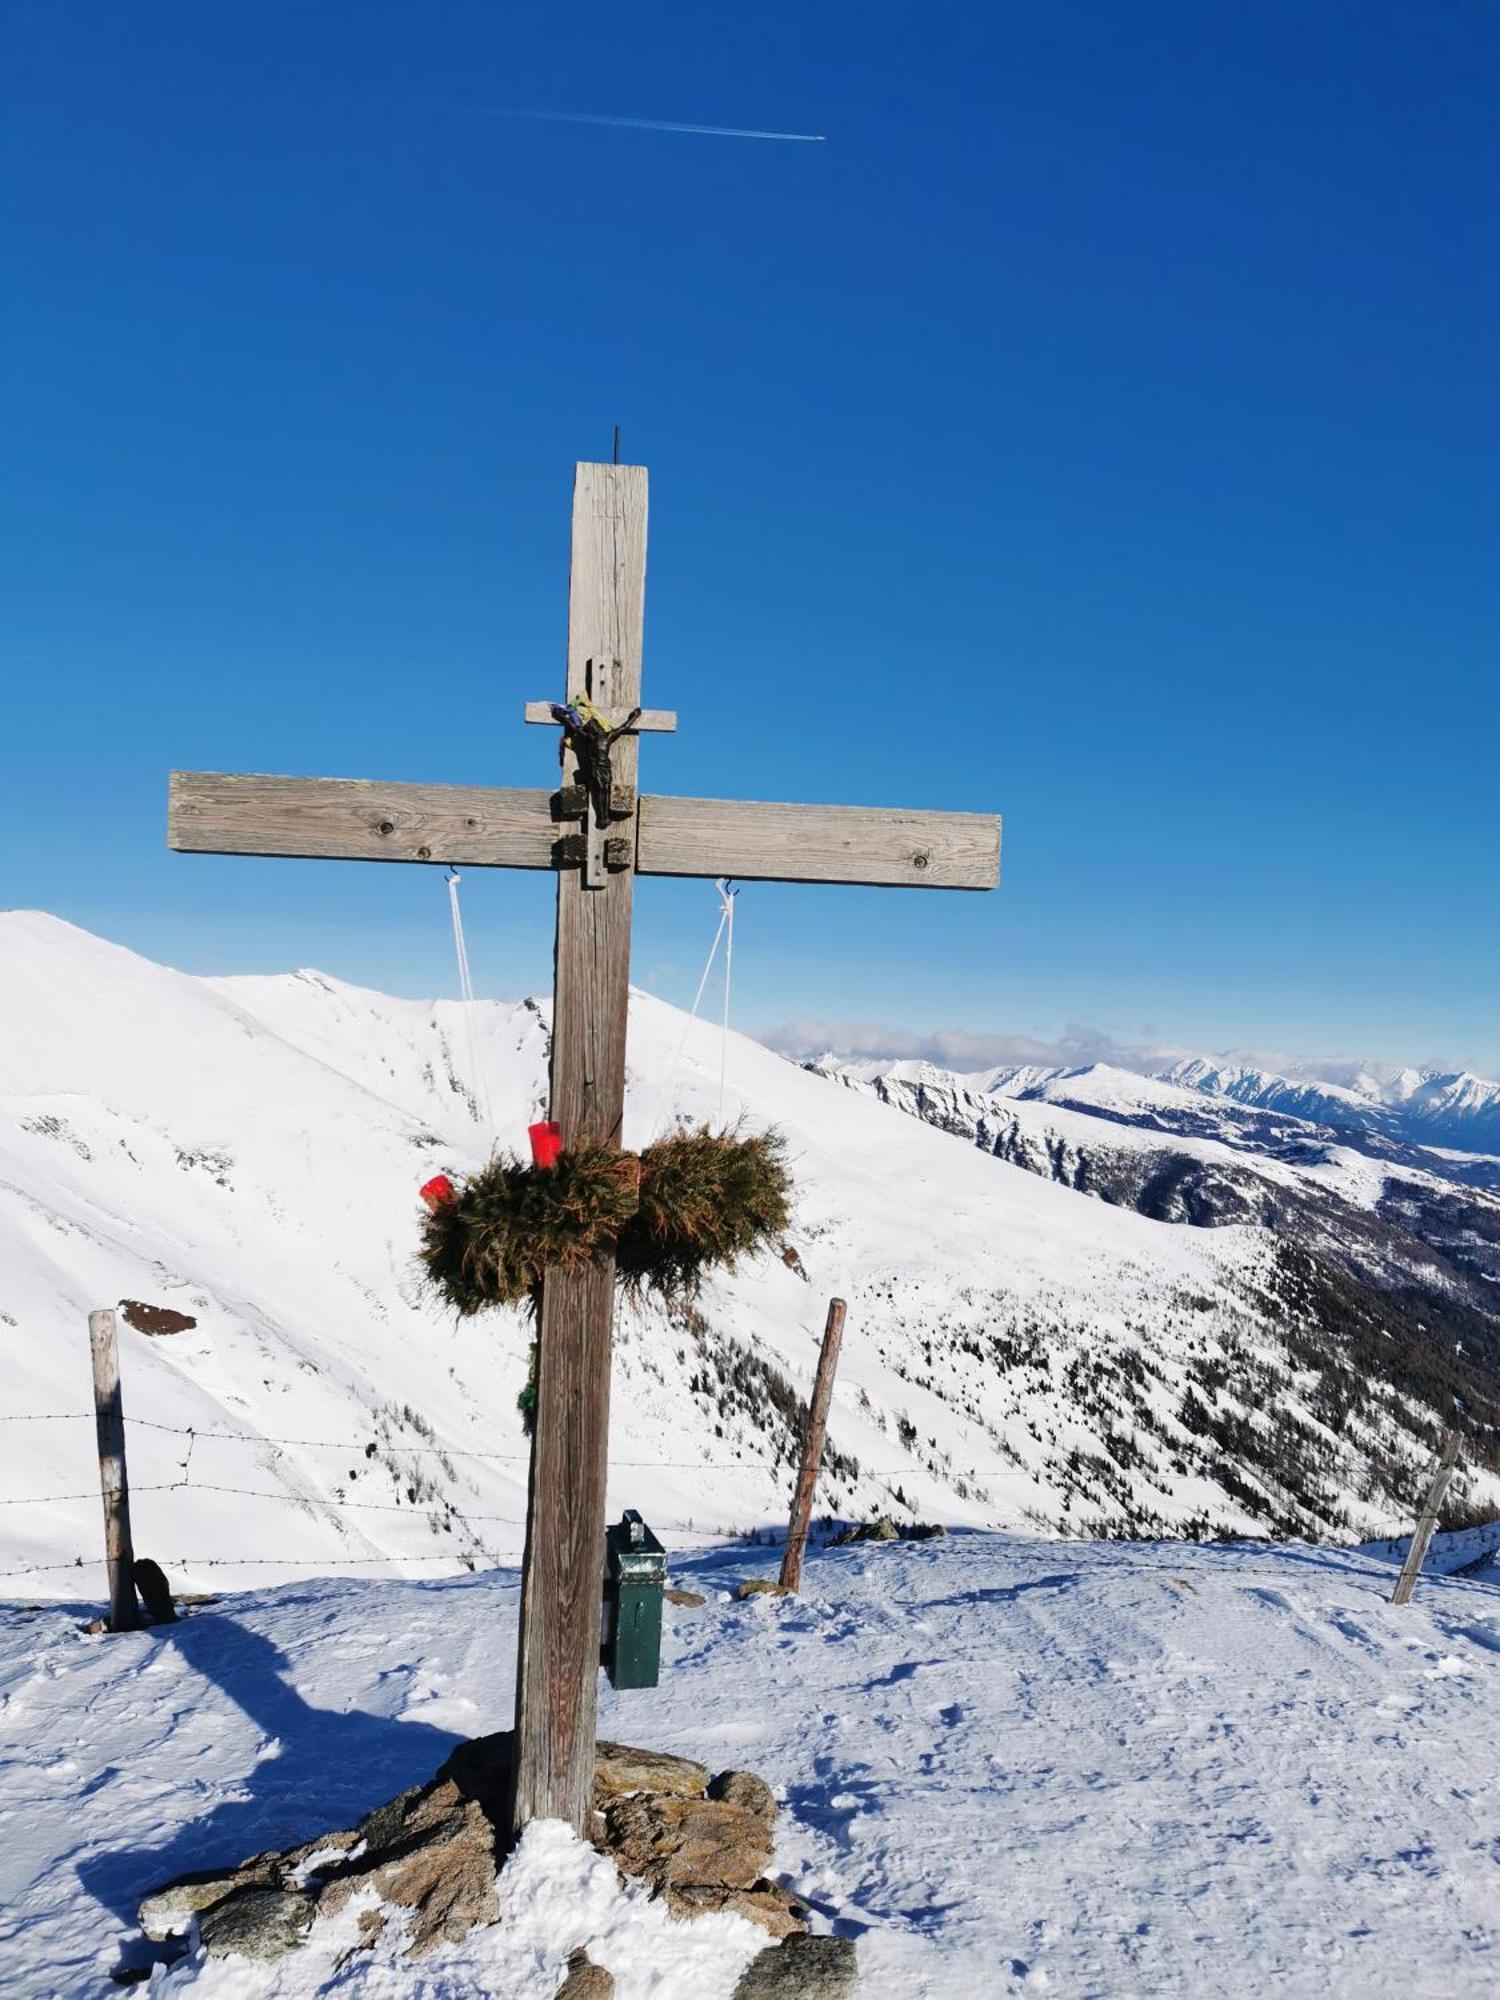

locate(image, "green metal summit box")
(601, 1509), (666, 1690)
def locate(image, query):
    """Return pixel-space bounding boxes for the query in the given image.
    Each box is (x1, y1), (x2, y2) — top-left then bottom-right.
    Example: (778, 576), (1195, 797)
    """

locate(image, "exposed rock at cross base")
(709, 1769), (778, 1821)
(139, 1733), (507, 1959)
(732, 1934), (860, 1998)
(556, 1947), (616, 1998)
(138, 1730), (824, 1969)
(735, 1578), (792, 1600)
(594, 1740), (709, 1803)
(198, 1886), (316, 1961)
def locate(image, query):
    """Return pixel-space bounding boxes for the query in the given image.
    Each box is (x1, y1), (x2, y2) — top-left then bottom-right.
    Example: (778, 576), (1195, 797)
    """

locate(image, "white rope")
(649, 878), (737, 1138)
(445, 870), (492, 1128)
(718, 878), (737, 1119)
(447, 869), (477, 1004)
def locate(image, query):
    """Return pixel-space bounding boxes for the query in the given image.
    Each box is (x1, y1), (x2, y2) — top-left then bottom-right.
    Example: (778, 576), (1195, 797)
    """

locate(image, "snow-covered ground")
(3, 1531), (1498, 1998)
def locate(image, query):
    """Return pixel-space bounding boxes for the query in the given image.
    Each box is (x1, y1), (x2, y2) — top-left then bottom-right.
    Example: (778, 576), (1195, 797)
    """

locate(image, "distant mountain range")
(811, 1040), (1500, 1520)
(827, 1052), (1500, 1196)
(831, 1049), (1500, 1160)
(1159, 1057), (1500, 1157)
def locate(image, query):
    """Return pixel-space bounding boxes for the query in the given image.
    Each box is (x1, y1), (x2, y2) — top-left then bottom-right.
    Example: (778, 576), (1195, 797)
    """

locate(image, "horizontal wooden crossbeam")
(638, 795), (999, 889)
(169, 772), (1001, 889)
(169, 772), (559, 868)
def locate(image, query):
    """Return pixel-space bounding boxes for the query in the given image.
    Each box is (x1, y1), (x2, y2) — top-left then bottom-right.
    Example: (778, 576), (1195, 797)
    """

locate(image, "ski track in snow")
(2, 1535), (1498, 1998)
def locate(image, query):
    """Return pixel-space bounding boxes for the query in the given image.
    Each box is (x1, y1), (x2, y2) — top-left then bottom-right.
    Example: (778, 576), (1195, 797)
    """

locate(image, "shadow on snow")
(75, 1606), (466, 1969)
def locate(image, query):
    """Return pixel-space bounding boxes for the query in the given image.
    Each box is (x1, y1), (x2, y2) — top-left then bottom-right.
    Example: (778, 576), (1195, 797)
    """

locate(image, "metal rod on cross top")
(164, 458), (1003, 1842)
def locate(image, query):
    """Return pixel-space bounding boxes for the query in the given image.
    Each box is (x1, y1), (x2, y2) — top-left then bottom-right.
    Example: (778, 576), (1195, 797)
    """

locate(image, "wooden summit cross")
(167, 461), (1001, 1840)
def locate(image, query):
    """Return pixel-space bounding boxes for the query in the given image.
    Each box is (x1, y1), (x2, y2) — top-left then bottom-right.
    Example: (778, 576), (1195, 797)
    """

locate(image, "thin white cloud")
(755, 1018), (1188, 1073)
(755, 1019), (1499, 1090)
(479, 109), (825, 143)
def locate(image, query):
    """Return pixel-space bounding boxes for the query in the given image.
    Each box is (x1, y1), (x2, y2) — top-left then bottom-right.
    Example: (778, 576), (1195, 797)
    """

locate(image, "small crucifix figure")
(168, 461), (1001, 1841)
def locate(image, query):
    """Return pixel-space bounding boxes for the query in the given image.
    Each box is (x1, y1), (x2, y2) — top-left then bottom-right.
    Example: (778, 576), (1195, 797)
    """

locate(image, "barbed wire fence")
(0, 1401), (940, 1588)
(7, 1405), (1500, 1602)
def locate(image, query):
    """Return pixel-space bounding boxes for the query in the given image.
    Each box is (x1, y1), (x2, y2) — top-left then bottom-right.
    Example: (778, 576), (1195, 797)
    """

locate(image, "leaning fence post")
(1390, 1430), (1462, 1607)
(779, 1297), (847, 1594)
(89, 1307), (139, 1631)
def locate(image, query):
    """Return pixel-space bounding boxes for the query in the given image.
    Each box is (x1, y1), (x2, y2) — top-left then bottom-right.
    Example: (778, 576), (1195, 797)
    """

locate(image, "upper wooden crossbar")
(169, 771), (1001, 890)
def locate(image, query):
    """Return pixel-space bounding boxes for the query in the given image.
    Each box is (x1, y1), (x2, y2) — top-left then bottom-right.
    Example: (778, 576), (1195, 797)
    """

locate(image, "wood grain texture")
(779, 1298), (847, 1594)
(169, 772), (560, 868)
(170, 775), (1000, 892)
(512, 1256), (616, 1830)
(639, 795), (1001, 890)
(513, 462), (649, 1839)
(89, 1309), (139, 1633)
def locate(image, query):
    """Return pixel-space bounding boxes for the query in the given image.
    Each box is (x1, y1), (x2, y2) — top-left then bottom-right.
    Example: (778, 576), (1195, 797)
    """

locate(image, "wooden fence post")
(779, 1298), (847, 1593)
(89, 1308), (139, 1631)
(1390, 1430), (1462, 1607)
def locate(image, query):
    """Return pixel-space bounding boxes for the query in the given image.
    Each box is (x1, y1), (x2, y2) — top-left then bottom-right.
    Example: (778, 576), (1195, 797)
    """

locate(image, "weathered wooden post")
(1390, 1430), (1462, 1606)
(89, 1307), (139, 1631)
(779, 1297), (847, 1593)
(511, 463), (648, 1833)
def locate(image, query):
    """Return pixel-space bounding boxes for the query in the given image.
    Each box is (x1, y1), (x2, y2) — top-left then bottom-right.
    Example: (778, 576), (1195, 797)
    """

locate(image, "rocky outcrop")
(732, 1934), (859, 1997)
(593, 1740), (709, 1804)
(708, 1770), (777, 1822)
(556, 1948), (615, 1998)
(138, 1733), (825, 1973)
(141, 1731), (512, 1959)
(605, 1792), (772, 1897)
(830, 1515), (946, 1546)
(196, 1887), (316, 1961)
(599, 1765), (808, 1938)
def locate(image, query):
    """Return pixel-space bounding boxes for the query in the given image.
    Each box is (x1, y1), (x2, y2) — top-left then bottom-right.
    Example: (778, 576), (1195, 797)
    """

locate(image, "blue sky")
(3, 3), (1496, 1071)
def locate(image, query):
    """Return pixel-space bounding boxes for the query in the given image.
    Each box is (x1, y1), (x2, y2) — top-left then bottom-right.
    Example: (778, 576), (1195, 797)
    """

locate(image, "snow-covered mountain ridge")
(3, 912), (1497, 1600)
(1164, 1053), (1500, 1150)
(989, 1051), (1500, 1163)
(819, 1049), (1500, 1289)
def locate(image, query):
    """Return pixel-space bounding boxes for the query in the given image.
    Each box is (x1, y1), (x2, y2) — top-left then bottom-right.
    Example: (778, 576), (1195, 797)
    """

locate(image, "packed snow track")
(2, 1532), (1496, 1997)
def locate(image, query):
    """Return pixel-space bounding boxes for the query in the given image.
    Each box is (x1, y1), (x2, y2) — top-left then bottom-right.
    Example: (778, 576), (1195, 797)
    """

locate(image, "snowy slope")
(3, 913), (1497, 1602)
(4, 1534), (1500, 1997)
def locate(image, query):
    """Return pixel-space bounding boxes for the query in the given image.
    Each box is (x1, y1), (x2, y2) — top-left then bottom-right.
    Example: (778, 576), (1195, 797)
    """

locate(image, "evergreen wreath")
(419, 1125), (793, 1318)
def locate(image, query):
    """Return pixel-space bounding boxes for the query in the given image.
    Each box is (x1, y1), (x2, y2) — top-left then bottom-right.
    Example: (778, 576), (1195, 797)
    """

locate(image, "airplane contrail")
(480, 108), (826, 143)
